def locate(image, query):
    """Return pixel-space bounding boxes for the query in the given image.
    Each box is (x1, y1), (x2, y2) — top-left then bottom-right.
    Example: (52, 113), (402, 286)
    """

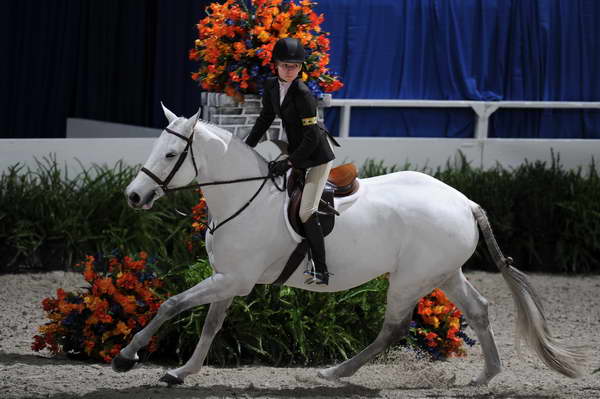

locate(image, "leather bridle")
(140, 126), (199, 194)
(138, 121), (287, 234)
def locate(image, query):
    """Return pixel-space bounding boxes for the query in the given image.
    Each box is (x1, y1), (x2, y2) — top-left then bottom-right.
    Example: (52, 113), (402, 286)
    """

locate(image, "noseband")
(140, 127), (199, 194)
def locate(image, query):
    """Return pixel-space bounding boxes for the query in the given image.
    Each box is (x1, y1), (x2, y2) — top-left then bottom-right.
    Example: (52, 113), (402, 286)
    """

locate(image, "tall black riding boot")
(302, 213), (330, 285)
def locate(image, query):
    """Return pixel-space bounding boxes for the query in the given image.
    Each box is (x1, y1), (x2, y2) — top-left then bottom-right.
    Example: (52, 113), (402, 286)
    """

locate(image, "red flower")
(56, 288), (66, 301)
(31, 335), (46, 352)
(42, 297), (57, 312)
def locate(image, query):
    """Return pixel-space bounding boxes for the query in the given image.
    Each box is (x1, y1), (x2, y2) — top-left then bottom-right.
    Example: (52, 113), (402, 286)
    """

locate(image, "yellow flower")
(448, 317), (460, 330)
(258, 30), (270, 42)
(115, 321), (131, 337)
(433, 305), (448, 315)
(102, 331), (112, 343)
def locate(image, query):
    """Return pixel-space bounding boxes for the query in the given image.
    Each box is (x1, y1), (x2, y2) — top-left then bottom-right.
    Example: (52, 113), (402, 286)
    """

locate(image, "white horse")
(114, 105), (587, 386)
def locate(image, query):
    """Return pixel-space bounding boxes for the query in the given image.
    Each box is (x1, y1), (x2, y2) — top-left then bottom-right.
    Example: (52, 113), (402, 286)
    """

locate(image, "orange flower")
(123, 256), (146, 271)
(58, 301), (84, 314)
(84, 340), (95, 355)
(114, 293), (137, 314)
(116, 272), (140, 290)
(85, 296), (108, 312)
(114, 321), (131, 337)
(92, 278), (116, 296)
(83, 266), (96, 283)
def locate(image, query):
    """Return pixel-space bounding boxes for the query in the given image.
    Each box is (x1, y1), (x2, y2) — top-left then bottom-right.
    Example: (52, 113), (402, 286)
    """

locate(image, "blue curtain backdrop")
(316, 0), (600, 138)
(1, 0), (599, 139)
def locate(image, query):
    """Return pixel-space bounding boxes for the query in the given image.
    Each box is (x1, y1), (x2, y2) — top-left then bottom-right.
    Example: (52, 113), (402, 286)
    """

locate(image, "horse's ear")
(161, 101), (177, 124)
(184, 107), (202, 132)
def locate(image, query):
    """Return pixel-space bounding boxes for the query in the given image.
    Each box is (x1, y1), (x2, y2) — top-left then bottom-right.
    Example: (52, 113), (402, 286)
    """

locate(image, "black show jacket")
(245, 77), (338, 169)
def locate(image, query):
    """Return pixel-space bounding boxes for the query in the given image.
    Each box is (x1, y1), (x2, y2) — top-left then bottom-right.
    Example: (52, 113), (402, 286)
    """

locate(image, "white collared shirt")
(279, 79), (293, 106)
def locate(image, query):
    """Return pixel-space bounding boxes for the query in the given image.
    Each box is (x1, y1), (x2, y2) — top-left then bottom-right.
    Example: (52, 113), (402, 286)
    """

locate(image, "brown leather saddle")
(287, 163), (359, 237)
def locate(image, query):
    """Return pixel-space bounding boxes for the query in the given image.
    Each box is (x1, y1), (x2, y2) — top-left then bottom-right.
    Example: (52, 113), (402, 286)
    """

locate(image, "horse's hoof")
(317, 367), (340, 381)
(111, 353), (138, 372)
(159, 373), (184, 387)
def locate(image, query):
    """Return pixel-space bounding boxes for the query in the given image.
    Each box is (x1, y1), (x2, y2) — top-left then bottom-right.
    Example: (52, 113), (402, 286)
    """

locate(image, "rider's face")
(276, 62), (301, 82)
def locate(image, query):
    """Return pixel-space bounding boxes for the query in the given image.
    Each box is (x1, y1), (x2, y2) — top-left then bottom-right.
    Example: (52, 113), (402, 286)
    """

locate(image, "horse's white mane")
(195, 118), (269, 164)
(196, 118), (230, 136)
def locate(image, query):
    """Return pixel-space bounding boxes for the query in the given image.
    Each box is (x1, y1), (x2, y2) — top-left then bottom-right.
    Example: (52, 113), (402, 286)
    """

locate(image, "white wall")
(1, 119), (599, 175)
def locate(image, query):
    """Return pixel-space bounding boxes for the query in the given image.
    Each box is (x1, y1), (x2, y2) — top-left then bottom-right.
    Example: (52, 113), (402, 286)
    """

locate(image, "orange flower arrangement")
(190, 0), (343, 101)
(408, 288), (476, 359)
(32, 252), (164, 363)
(186, 189), (208, 253)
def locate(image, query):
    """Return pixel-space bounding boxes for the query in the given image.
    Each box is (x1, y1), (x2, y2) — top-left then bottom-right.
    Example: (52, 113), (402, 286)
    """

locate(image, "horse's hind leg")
(318, 278), (418, 380)
(439, 270), (501, 386)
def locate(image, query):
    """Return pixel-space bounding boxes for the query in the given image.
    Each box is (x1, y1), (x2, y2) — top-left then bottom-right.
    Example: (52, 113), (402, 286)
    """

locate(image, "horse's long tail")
(471, 203), (589, 378)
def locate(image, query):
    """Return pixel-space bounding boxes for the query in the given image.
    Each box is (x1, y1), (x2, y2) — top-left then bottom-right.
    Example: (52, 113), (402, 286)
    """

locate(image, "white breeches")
(299, 160), (333, 223)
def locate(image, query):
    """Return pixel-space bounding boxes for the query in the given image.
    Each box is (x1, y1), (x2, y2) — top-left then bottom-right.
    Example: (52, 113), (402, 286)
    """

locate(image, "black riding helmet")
(272, 37), (305, 63)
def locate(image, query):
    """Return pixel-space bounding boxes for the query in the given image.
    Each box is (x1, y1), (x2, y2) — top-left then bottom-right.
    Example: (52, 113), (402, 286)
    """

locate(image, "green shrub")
(0, 157), (202, 272)
(151, 257), (388, 366)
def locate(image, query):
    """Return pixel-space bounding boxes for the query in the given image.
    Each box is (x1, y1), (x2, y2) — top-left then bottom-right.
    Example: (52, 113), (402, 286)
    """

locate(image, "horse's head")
(125, 103), (200, 209)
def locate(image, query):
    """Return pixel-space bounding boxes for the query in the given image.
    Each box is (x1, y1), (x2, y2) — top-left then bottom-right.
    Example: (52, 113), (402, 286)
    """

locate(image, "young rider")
(245, 37), (339, 285)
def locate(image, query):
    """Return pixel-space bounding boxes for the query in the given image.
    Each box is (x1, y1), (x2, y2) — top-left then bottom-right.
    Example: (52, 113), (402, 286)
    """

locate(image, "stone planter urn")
(200, 92), (332, 144)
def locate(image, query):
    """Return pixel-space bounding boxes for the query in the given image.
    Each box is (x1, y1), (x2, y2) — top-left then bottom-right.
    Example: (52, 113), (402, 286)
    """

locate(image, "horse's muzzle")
(126, 190), (156, 209)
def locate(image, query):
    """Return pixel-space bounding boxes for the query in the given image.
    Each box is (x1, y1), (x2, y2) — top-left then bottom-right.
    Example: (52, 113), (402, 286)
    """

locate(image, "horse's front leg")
(159, 298), (233, 385)
(113, 272), (250, 372)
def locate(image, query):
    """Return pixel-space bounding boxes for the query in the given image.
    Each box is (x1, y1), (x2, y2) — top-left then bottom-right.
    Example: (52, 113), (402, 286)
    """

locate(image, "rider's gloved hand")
(270, 159), (292, 176)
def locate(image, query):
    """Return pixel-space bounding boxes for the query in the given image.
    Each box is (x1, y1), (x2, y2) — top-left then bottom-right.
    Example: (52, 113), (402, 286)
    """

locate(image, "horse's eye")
(166, 152), (177, 159)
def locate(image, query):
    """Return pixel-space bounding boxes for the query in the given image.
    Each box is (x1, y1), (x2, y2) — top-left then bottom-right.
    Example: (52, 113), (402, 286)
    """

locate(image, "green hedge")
(153, 258), (388, 366)
(0, 157), (200, 273)
(430, 153), (600, 273)
(1, 153), (599, 274)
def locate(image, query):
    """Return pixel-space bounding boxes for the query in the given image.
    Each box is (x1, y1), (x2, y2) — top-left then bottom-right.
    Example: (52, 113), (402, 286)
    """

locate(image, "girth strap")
(271, 240), (310, 286)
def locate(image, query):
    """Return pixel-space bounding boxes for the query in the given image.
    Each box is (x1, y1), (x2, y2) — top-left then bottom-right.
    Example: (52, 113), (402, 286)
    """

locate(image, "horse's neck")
(193, 123), (273, 221)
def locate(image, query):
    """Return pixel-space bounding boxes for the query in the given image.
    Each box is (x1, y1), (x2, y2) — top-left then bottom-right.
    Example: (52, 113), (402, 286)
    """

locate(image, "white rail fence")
(1, 100), (600, 176)
(329, 99), (600, 139)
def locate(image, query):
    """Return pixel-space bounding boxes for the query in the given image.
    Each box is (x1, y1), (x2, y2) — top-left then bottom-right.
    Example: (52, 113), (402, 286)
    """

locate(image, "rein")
(139, 122), (286, 234)
(179, 166), (286, 235)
